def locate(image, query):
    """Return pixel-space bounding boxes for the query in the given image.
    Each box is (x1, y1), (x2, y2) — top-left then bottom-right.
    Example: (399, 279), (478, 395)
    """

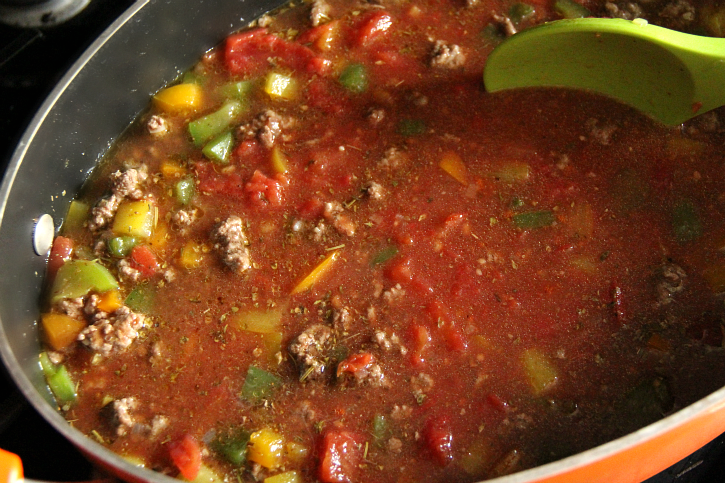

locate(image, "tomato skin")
(130, 245), (158, 277)
(318, 430), (363, 483)
(336, 352), (373, 377)
(352, 11), (392, 46)
(225, 28), (322, 77)
(47, 236), (74, 280)
(245, 170), (286, 207)
(423, 415), (454, 466)
(168, 434), (202, 480)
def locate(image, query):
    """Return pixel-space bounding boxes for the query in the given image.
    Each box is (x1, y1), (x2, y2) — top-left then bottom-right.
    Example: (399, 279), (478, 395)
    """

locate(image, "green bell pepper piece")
(188, 99), (244, 146)
(125, 284), (155, 313)
(513, 210), (556, 229)
(339, 64), (369, 93)
(40, 352), (77, 404)
(241, 366), (281, 403)
(107, 236), (140, 258)
(175, 177), (196, 205)
(202, 131), (234, 165)
(554, 0), (591, 18)
(218, 80), (255, 100)
(50, 260), (119, 303)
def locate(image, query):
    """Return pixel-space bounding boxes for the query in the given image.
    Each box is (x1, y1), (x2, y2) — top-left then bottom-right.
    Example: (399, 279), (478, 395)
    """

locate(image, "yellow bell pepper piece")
(270, 146), (289, 174)
(248, 429), (285, 469)
(264, 72), (297, 100)
(291, 250), (340, 294)
(492, 162), (531, 182)
(233, 307), (284, 334)
(264, 471), (302, 483)
(96, 290), (123, 313)
(439, 151), (468, 185)
(153, 83), (204, 114)
(147, 221), (169, 251)
(41, 313), (87, 351)
(160, 159), (187, 178)
(180, 240), (205, 269)
(285, 442), (309, 463)
(112, 200), (155, 238)
(521, 348), (558, 395)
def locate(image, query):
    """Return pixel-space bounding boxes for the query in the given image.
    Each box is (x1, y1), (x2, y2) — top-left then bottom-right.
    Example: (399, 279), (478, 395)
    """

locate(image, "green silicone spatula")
(483, 17), (725, 126)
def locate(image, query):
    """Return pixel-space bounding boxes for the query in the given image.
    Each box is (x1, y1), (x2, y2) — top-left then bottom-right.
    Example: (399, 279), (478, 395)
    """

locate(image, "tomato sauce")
(39, 0), (725, 482)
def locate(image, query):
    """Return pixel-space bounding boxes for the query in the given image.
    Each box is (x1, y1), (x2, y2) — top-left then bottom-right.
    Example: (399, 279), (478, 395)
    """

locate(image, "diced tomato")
(306, 78), (352, 115)
(244, 170), (286, 206)
(385, 257), (433, 295)
(409, 323), (431, 366)
(297, 20), (343, 52)
(129, 245), (158, 277)
(195, 161), (247, 198)
(352, 11), (392, 46)
(486, 394), (510, 413)
(370, 49), (424, 85)
(423, 415), (454, 466)
(233, 139), (267, 165)
(298, 197), (325, 219)
(318, 430), (364, 483)
(426, 300), (467, 351)
(168, 434), (201, 480)
(224, 28), (323, 77)
(47, 236), (73, 280)
(337, 352), (373, 377)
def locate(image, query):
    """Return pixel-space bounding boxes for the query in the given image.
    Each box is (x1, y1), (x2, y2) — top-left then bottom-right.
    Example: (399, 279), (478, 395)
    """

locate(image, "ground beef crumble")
(88, 166), (149, 232)
(211, 216), (252, 273)
(430, 40), (467, 69)
(288, 324), (333, 381)
(77, 298), (147, 356)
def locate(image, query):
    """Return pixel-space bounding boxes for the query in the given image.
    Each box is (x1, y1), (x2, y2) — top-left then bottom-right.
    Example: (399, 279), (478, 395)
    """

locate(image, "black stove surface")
(1, 1), (725, 482)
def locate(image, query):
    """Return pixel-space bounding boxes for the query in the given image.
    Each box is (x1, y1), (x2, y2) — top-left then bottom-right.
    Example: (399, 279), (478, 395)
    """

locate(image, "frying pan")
(2, 1), (725, 482)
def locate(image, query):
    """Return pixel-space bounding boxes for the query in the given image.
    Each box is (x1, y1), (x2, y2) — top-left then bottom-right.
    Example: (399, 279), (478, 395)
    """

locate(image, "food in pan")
(38, 0), (725, 481)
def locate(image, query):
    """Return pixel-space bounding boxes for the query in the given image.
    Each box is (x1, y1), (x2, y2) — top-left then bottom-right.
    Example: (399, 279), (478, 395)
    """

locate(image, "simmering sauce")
(39, 0), (725, 481)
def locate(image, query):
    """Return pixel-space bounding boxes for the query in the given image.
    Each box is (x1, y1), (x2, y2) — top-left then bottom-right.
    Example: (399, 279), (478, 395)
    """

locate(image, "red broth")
(40, 0), (725, 482)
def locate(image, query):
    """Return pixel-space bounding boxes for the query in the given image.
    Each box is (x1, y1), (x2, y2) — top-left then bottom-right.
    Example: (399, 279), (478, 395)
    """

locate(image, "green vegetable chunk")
(175, 177), (196, 205)
(371, 246), (398, 266)
(202, 131), (234, 165)
(107, 236), (140, 258)
(672, 199), (702, 243)
(398, 119), (426, 136)
(218, 80), (254, 100)
(50, 260), (119, 303)
(62, 200), (89, 234)
(241, 366), (281, 402)
(213, 428), (251, 466)
(339, 64), (369, 93)
(188, 99), (244, 146)
(513, 210), (556, 229)
(125, 284), (155, 313)
(40, 352), (76, 403)
(554, 0), (591, 18)
(372, 414), (390, 444)
(509, 3), (535, 23)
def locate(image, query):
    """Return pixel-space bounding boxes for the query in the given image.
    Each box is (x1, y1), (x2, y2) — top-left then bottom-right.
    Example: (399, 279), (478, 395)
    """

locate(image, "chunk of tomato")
(318, 430), (364, 483)
(47, 236), (73, 280)
(352, 11), (392, 46)
(225, 28), (323, 77)
(130, 245), (158, 277)
(423, 415), (454, 466)
(336, 352), (373, 377)
(168, 434), (201, 480)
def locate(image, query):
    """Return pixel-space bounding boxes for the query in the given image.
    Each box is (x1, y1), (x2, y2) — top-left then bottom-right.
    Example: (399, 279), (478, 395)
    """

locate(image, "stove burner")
(0, 0), (90, 27)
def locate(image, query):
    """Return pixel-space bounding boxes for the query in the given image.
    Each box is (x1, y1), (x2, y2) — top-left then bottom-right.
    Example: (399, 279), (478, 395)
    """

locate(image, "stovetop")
(1, 1), (725, 481)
